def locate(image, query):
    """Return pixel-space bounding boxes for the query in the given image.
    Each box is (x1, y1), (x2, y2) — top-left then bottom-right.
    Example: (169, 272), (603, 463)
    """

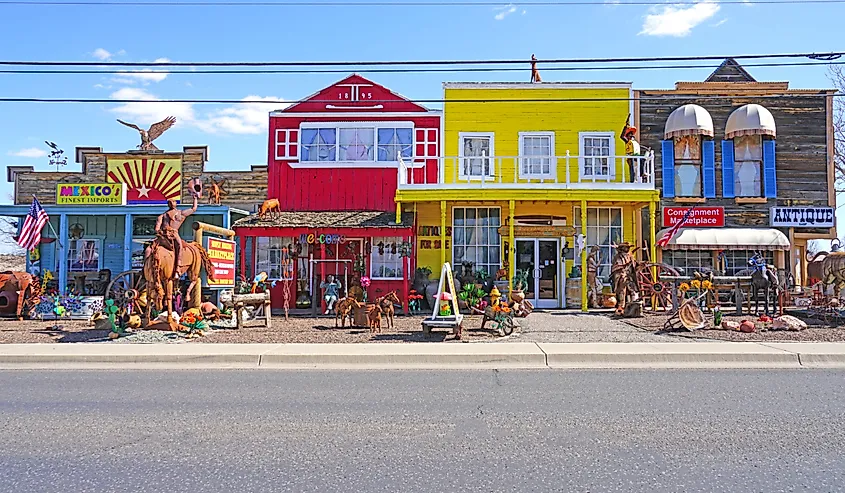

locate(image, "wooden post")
(402, 235), (410, 315)
(191, 221), (236, 309)
(509, 200), (515, 294)
(649, 201), (657, 268)
(440, 201), (447, 268)
(396, 201), (402, 225)
(580, 200), (588, 312)
(320, 243), (326, 314)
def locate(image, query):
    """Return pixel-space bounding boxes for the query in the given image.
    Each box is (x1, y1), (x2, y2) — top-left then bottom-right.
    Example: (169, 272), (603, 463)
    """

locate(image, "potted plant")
(511, 269), (530, 302)
(474, 268), (489, 290)
(457, 283), (486, 314)
(493, 268), (510, 297)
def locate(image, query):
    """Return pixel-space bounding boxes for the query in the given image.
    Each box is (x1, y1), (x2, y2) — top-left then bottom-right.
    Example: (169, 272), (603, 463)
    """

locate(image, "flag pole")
(32, 194), (63, 250)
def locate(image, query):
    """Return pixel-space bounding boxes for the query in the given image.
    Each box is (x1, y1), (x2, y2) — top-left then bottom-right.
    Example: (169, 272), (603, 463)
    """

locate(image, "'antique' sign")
(663, 207), (725, 228)
(56, 183), (126, 205)
(204, 237), (236, 288)
(770, 207), (835, 228)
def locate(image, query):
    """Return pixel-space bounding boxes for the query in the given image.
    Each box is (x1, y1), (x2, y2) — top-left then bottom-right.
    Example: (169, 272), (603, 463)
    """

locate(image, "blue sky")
(0, 0), (842, 250)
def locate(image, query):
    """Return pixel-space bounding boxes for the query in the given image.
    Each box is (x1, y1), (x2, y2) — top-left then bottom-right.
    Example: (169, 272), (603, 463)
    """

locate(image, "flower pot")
(510, 289), (525, 303)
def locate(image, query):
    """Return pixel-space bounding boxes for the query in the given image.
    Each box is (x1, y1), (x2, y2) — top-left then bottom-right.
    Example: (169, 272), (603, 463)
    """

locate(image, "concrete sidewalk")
(1, 342), (845, 369)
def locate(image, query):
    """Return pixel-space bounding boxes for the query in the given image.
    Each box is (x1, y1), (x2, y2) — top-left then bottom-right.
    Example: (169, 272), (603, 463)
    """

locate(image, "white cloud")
(712, 18), (728, 27)
(112, 57), (170, 84)
(92, 48), (125, 60)
(494, 3), (517, 20)
(8, 148), (48, 158)
(109, 89), (284, 136)
(639, 1), (720, 37)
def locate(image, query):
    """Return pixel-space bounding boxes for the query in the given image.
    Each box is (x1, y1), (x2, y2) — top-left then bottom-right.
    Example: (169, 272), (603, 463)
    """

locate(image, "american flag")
(16, 197), (49, 252)
(657, 206), (695, 247)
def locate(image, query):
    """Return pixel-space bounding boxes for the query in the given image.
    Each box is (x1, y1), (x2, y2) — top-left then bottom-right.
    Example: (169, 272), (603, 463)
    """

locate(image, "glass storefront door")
(515, 238), (560, 308)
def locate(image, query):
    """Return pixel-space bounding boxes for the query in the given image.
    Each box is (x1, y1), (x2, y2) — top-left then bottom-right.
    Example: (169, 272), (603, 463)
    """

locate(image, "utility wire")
(1, 0), (842, 5)
(0, 51), (842, 67)
(0, 60), (842, 76)
(0, 93), (840, 105)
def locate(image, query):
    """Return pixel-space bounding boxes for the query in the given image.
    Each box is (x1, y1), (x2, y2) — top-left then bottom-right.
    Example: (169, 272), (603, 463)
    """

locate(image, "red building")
(234, 74), (441, 314)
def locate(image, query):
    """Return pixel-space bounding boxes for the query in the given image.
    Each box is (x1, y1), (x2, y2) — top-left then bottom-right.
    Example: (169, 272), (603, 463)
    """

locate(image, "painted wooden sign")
(770, 207), (834, 228)
(106, 157), (182, 204)
(298, 233), (346, 245)
(663, 206), (725, 228)
(56, 183), (126, 205)
(205, 237), (236, 288)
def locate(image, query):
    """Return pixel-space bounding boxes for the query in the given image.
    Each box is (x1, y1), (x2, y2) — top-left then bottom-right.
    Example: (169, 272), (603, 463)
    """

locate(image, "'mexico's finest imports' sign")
(770, 207), (835, 228)
(56, 183), (126, 205)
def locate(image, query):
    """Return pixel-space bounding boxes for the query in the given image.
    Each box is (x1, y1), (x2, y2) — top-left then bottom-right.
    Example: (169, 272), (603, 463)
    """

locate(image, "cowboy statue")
(748, 252), (778, 286)
(586, 245), (602, 308)
(146, 192), (199, 280)
(620, 114), (645, 183)
(610, 241), (641, 315)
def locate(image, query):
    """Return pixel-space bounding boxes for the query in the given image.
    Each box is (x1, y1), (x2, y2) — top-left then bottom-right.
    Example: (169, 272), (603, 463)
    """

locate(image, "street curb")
(0, 342), (844, 369)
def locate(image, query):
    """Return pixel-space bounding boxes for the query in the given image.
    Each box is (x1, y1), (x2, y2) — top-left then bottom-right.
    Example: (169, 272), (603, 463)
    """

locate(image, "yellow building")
(395, 82), (661, 310)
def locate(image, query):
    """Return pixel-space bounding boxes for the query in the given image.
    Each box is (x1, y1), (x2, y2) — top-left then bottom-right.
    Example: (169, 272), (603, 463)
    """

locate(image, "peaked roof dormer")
(704, 58), (757, 83)
(274, 74), (432, 115)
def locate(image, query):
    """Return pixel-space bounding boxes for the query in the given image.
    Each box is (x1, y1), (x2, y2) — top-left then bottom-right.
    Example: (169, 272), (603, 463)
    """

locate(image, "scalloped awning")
(664, 104), (715, 139)
(656, 228), (790, 251)
(725, 103), (777, 139)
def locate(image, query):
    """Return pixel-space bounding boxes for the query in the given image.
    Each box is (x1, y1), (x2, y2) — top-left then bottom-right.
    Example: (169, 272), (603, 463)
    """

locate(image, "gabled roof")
(704, 58), (757, 83)
(273, 73), (432, 114)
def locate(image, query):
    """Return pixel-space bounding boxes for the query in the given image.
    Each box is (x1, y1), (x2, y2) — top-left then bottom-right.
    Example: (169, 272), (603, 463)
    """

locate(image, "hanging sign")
(298, 233), (346, 245)
(204, 237), (236, 288)
(663, 206), (724, 228)
(56, 183), (126, 205)
(770, 207), (835, 228)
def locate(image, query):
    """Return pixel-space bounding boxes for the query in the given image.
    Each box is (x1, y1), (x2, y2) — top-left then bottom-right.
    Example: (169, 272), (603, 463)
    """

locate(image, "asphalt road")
(2, 370), (844, 492)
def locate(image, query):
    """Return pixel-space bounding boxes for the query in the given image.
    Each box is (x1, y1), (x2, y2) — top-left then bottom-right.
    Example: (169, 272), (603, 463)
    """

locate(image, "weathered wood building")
(1, 145), (267, 299)
(635, 59), (836, 285)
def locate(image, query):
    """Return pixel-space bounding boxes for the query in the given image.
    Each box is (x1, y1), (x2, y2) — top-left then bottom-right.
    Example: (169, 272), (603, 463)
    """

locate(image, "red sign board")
(204, 237), (236, 288)
(663, 207), (725, 228)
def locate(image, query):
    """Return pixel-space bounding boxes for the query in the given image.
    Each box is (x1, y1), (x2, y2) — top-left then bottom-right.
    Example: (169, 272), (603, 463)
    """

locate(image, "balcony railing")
(398, 150), (655, 190)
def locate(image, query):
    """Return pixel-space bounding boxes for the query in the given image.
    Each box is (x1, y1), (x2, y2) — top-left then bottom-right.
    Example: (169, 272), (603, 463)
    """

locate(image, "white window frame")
(518, 131), (556, 179)
(451, 206), (502, 277)
(458, 132), (495, 180)
(67, 237), (102, 273)
(292, 121), (414, 169)
(274, 129), (299, 161)
(578, 131), (616, 180)
(732, 135), (764, 198)
(573, 207), (623, 282)
(369, 236), (404, 281)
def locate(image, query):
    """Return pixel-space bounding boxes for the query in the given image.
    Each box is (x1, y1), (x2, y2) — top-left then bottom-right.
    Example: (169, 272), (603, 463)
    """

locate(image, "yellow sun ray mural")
(106, 157), (183, 204)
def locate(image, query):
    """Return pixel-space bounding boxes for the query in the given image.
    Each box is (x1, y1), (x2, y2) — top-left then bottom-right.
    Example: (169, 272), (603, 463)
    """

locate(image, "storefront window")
(453, 207), (501, 277)
(574, 207), (623, 282)
(256, 237), (297, 280)
(68, 238), (101, 273)
(370, 236), (403, 280)
(661, 250), (714, 276)
(131, 238), (153, 269)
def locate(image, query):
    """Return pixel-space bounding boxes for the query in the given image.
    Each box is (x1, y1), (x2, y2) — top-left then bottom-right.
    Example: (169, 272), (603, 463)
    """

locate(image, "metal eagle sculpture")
(116, 116), (176, 151)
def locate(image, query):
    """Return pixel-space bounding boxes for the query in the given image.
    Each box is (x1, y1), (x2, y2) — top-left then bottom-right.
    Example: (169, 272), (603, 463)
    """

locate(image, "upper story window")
(579, 132), (614, 179)
(459, 132), (494, 179)
(733, 135), (763, 197)
(300, 123), (413, 165)
(673, 135), (703, 197)
(519, 132), (554, 178)
(723, 104), (777, 199)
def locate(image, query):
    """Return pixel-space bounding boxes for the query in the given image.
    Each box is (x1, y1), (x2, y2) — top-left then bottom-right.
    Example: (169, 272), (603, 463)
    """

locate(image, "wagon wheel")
(105, 270), (147, 315)
(636, 263), (680, 311)
(499, 316), (515, 336)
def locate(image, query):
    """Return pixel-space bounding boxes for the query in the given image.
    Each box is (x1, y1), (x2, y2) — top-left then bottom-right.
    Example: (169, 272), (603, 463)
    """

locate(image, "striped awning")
(657, 228), (790, 251)
(725, 104), (777, 139)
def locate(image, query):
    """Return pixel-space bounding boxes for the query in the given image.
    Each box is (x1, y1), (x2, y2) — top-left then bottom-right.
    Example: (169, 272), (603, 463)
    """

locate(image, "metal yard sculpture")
(0, 271), (41, 320)
(748, 252), (780, 316)
(610, 242), (641, 316)
(142, 191), (215, 328)
(117, 116), (176, 151)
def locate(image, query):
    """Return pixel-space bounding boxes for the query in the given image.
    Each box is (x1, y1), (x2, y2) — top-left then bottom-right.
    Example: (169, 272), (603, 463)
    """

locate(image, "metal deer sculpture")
(117, 116), (176, 151)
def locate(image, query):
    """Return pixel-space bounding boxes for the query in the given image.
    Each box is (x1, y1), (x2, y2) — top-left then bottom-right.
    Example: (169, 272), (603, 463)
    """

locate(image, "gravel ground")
(0, 253), (25, 272)
(3, 308), (845, 343)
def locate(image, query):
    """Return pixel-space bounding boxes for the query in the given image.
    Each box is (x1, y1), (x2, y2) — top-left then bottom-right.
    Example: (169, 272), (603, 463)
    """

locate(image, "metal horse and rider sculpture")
(748, 252), (780, 316)
(142, 191), (215, 329)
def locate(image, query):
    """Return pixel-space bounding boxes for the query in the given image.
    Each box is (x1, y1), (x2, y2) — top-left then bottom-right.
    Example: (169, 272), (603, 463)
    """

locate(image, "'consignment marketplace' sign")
(663, 207), (724, 228)
(770, 207), (835, 228)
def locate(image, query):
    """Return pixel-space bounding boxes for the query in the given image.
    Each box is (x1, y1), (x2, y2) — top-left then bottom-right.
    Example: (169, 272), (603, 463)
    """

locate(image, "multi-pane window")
(370, 236), (404, 280)
(661, 249), (774, 277)
(661, 250), (714, 277)
(452, 207), (501, 278)
(300, 125), (412, 163)
(673, 135), (703, 197)
(460, 134), (494, 178)
(256, 237), (296, 280)
(733, 135), (763, 197)
(580, 133), (613, 178)
(574, 207), (623, 282)
(721, 249), (773, 277)
(67, 238), (101, 273)
(520, 132), (553, 177)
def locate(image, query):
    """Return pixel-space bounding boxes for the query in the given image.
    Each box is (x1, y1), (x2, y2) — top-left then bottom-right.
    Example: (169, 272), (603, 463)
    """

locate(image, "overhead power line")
(0, 60), (842, 76)
(0, 51), (842, 67)
(1, 0), (842, 5)
(0, 93), (840, 105)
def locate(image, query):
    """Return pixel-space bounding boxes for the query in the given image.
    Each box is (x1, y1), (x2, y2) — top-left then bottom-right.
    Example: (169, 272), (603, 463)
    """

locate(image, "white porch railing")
(398, 150), (656, 190)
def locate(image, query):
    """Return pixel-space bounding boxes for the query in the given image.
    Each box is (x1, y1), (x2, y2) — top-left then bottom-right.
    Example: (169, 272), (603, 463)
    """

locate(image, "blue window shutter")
(763, 139), (777, 198)
(661, 140), (675, 199)
(721, 140), (735, 198)
(702, 139), (716, 198)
